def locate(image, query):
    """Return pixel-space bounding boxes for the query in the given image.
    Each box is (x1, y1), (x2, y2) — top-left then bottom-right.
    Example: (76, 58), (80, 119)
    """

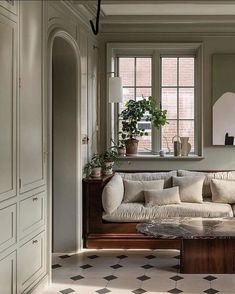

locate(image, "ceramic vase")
(103, 161), (114, 176)
(180, 137), (191, 156)
(90, 167), (102, 178)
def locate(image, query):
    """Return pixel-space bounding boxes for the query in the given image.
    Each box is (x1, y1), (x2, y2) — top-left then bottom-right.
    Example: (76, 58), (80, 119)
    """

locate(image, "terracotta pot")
(90, 167), (102, 178)
(103, 161), (114, 176)
(125, 139), (139, 155)
(117, 147), (125, 156)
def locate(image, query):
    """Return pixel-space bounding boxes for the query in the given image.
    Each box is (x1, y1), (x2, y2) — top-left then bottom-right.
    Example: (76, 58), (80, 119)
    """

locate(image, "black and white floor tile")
(42, 249), (235, 294)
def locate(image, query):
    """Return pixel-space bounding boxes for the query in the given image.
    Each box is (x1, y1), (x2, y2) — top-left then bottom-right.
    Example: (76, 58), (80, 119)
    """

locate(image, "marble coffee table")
(137, 217), (235, 274)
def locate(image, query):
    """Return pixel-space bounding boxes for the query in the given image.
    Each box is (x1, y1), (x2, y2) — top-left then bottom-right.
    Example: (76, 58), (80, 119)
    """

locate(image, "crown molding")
(100, 15), (235, 24)
(74, 0), (235, 3)
(83, 3), (106, 17)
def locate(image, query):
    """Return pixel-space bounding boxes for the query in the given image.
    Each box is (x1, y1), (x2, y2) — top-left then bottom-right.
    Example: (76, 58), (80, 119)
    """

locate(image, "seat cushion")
(102, 201), (233, 222)
(117, 171), (177, 189)
(178, 170), (235, 197)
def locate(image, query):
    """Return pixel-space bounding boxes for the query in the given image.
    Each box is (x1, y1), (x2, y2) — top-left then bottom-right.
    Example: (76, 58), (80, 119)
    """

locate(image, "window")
(107, 43), (202, 157)
(117, 57), (152, 152)
(161, 57), (195, 153)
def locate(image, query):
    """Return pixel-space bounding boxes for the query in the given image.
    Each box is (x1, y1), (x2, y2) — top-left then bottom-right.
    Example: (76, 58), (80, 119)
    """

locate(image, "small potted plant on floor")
(83, 153), (103, 178)
(119, 96), (167, 155)
(102, 148), (119, 175)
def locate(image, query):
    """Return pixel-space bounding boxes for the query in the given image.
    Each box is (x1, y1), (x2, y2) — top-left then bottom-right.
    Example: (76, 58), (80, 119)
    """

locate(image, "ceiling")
(73, 1), (235, 27)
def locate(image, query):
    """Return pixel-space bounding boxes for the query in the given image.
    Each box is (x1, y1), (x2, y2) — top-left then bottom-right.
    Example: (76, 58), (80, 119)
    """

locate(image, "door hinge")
(19, 178), (22, 189)
(19, 77), (21, 89)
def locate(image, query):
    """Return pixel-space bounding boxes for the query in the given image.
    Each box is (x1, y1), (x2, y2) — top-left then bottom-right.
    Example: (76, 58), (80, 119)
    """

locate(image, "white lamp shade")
(108, 77), (123, 103)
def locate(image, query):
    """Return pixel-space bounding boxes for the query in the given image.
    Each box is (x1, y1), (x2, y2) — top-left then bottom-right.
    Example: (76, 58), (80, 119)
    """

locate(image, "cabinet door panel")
(18, 231), (46, 291)
(0, 251), (16, 294)
(0, 204), (16, 253)
(0, 16), (16, 201)
(19, 192), (45, 239)
(19, 0), (45, 193)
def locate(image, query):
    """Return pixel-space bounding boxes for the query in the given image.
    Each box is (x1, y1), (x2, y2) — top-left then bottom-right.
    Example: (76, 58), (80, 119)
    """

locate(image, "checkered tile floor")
(42, 249), (235, 294)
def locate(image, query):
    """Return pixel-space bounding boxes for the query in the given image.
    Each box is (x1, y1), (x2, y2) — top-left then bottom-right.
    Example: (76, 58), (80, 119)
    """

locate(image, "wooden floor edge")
(84, 237), (181, 249)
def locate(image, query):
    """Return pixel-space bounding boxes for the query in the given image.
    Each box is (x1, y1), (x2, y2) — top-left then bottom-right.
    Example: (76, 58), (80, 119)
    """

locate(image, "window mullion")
(177, 57), (180, 139)
(134, 57), (137, 100)
(153, 50), (161, 153)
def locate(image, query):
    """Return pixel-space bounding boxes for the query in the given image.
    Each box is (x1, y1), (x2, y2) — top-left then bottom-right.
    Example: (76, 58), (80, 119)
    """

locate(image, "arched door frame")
(47, 28), (82, 277)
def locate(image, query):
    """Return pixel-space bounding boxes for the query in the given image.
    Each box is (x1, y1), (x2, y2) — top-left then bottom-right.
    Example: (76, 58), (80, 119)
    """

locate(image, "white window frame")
(106, 42), (203, 157)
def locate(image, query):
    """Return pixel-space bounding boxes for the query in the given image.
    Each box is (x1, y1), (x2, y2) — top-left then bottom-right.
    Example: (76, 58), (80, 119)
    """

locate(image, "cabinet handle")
(33, 197), (38, 201)
(32, 239), (38, 244)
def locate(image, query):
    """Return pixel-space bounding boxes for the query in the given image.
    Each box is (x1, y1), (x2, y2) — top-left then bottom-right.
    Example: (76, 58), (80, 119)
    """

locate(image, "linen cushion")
(178, 170), (235, 197)
(173, 176), (205, 203)
(144, 187), (181, 207)
(117, 171), (177, 189)
(102, 174), (124, 214)
(211, 179), (235, 204)
(102, 200), (233, 222)
(123, 179), (164, 203)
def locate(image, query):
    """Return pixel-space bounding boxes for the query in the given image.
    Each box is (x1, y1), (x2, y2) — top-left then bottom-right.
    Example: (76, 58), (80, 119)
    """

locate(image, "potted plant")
(119, 96), (167, 155)
(102, 148), (119, 175)
(83, 153), (103, 178)
(111, 138), (125, 156)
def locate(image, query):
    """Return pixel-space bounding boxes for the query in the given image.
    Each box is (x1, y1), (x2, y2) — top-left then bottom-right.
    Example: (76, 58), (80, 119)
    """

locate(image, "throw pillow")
(102, 175), (124, 214)
(123, 179), (164, 203)
(172, 176), (205, 203)
(117, 171), (177, 188)
(144, 186), (181, 207)
(211, 179), (235, 204)
(178, 170), (235, 197)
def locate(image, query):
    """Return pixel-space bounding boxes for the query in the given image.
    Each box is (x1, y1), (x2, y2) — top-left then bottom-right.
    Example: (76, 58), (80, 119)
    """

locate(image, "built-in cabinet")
(0, 0), (97, 292)
(0, 1), (47, 293)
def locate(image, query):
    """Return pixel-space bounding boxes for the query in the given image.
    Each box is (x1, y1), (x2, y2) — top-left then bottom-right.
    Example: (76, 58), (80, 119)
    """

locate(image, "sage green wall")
(212, 54), (235, 105)
(98, 29), (235, 171)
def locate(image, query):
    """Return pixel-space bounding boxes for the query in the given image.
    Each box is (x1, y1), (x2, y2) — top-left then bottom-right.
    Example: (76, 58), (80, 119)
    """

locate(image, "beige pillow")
(173, 176), (205, 203)
(178, 170), (235, 197)
(144, 187), (181, 207)
(123, 179), (164, 203)
(118, 171), (177, 189)
(211, 179), (235, 204)
(102, 175), (124, 214)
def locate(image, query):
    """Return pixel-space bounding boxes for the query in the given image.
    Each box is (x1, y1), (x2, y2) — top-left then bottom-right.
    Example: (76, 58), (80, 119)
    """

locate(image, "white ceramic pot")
(180, 137), (191, 156)
(103, 161), (114, 175)
(90, 167), (102, 178)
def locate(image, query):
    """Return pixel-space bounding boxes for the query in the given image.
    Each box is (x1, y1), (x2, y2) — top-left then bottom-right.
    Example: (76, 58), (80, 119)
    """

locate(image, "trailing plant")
(111, 138), (125, 148)
(119, 96), (167, 140)
(102, 148), (118, 163)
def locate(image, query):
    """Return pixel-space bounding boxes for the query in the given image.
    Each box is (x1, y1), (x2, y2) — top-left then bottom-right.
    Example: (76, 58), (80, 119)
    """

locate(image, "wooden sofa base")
(85, 235), (181, 249)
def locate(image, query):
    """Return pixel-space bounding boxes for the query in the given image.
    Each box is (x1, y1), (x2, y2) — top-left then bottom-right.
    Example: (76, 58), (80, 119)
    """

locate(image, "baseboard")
(28, 274), (49, 294)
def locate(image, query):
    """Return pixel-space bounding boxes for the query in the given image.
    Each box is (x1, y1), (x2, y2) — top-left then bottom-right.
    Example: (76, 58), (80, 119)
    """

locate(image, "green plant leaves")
(119, 96), (167, 139)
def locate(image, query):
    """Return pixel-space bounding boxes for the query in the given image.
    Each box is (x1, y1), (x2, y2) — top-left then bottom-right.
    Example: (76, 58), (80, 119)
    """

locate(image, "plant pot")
(117, 147), (125, 156)
(90, 167), (102, 178)
(125, 139), (139, 155)
(103, 161), (114, 176)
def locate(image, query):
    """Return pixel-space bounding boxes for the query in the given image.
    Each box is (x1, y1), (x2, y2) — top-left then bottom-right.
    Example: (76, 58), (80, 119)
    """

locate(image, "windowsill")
(118, 154), (204, 161)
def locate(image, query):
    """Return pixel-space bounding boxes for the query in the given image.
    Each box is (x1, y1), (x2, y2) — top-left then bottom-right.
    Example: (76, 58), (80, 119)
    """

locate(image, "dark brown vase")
(125, 139), (139, 155)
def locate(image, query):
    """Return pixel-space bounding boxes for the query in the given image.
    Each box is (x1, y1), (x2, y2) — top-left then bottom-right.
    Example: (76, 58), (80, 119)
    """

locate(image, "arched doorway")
(48, 31), (82, 255)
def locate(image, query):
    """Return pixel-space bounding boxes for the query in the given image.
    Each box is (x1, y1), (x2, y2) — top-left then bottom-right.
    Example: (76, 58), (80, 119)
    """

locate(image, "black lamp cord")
(90, 0), (102, 35)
